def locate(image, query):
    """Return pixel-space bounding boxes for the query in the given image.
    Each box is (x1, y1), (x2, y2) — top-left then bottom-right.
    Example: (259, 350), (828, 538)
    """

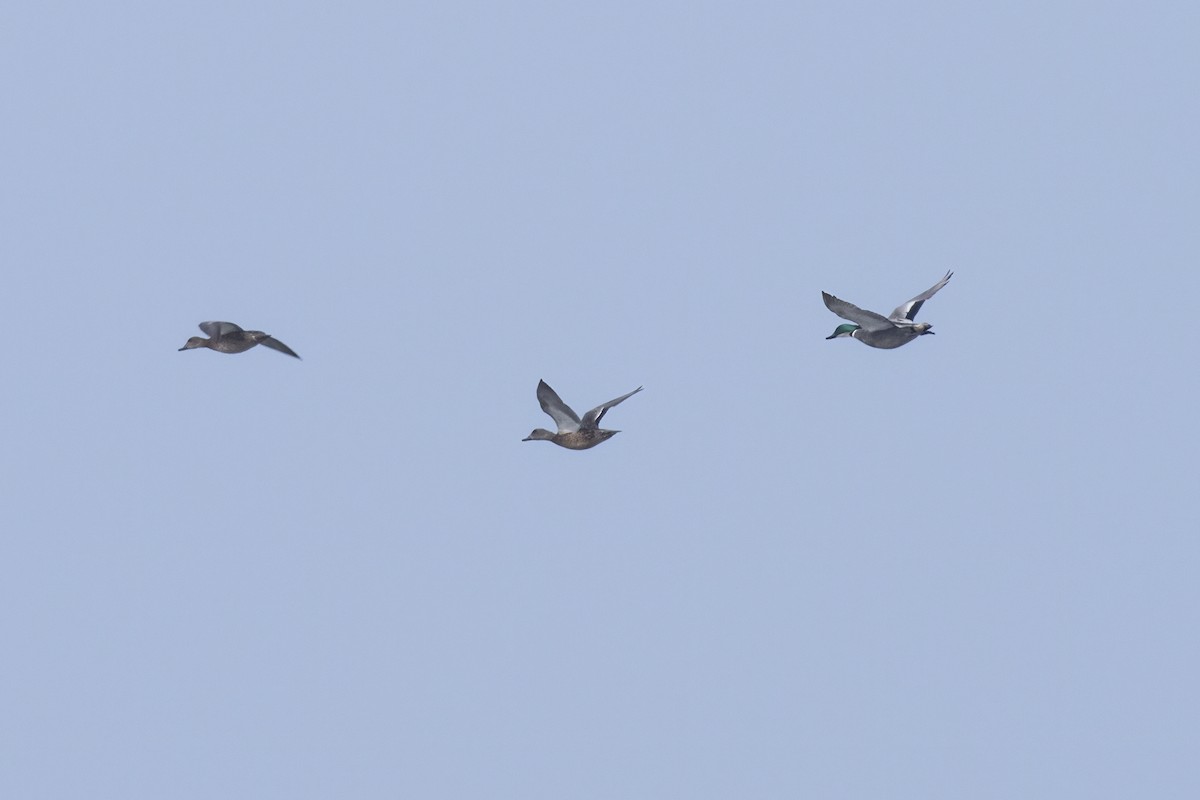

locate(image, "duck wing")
(821, 292), (894, 332)
(260, 336), (301, 359)
(581, 386), (643, 428)
(889, 270), (953, 322)
(536, 380), (582, 433)
(199, 321), (244, 338)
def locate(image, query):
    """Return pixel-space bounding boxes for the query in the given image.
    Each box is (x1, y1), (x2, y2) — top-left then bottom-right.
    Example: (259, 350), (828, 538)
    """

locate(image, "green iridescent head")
(826, 323), (859, 340)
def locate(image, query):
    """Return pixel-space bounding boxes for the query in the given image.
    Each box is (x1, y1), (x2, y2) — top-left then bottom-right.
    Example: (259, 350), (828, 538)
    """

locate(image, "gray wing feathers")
(821, 292), (895, 332)
(582, 386), (644, 428)
(199, 321), (243, 337)
(889, 270), (953, 322)
(537, 380), (582, 432)
(260, 337), (301, 359)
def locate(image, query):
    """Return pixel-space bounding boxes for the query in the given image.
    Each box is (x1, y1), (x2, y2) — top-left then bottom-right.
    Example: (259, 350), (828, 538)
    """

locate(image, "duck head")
(825, 323), (859, 340)
(178, 336), (208, 351)
(914, 322), (934, 335)
(523, 429), (556, 442)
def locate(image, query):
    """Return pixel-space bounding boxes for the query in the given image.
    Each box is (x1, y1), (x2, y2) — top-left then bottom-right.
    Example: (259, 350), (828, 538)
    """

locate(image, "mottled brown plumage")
(522, 379), (642, 450)
(178, 321), (300, 359)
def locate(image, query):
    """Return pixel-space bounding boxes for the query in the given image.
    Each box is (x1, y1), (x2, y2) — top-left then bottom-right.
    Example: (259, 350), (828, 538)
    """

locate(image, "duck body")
(822, 271), (952, 350)
(523, 427), (620, 450)
(523, 380), (642, 451)
(179, 321), (301, 359)
(827, 320), (932, 349)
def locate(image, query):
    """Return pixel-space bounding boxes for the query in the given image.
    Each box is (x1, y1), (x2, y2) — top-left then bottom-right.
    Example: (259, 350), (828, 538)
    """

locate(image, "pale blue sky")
(2, 2), (1198, 797)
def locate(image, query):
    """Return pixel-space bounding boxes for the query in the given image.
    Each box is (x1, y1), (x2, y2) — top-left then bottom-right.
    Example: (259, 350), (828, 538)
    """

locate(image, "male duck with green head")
(823, 270), (953, 349)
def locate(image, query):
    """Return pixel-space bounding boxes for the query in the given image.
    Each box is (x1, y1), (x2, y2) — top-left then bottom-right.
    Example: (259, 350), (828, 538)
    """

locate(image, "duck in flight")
(523, 380), (642, 450)
(822, 271), (953, 349)
(178, 321), (301, 359)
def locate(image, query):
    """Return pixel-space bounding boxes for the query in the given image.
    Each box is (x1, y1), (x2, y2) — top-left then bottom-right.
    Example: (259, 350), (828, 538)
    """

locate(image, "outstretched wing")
(582, 386), (643, 428)
(536, 380), (581, 433)
(199, 321), (243, 338)
(889, 270), (953, 322)
(821, 292), (894, 332)
(260, 336), (301, 359)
